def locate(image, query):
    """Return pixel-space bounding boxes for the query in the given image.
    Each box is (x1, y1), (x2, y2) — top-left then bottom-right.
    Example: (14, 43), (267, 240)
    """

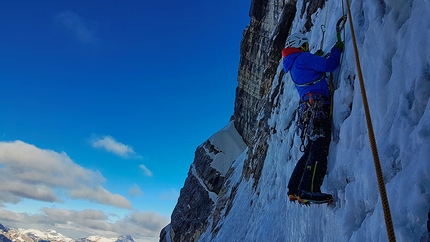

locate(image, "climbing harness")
(345, 0), (396, 241)
(293, 75), (324, 87)
(296, 94), (329, 152)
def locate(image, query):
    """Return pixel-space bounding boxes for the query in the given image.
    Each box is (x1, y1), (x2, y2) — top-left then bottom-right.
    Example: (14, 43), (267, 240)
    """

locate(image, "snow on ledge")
(207, 121), (247, 176)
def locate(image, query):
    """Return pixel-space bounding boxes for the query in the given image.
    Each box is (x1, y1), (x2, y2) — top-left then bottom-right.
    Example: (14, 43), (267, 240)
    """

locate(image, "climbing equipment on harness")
(296, 94), (329, 152)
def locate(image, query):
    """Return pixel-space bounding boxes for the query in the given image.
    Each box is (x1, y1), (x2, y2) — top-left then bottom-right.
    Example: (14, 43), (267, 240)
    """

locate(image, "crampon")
(288, 194), (334, 206)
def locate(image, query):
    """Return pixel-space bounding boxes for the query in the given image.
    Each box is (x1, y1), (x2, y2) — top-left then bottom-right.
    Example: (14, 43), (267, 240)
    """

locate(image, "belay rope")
(303, 0), (396, 240)
(345, 0), (396, 241)
(295, 1), (396, 239)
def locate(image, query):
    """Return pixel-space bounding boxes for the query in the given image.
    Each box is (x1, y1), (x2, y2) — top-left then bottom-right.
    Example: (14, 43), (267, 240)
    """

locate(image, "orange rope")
(345, 0), (396, 241)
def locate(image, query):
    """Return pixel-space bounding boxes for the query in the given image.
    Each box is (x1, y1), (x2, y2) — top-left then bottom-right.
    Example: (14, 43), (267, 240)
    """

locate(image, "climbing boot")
(298, 190), (333, 204)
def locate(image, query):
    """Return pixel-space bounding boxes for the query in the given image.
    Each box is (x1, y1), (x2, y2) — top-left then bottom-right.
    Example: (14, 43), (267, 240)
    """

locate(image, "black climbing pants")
(288, 104), (331, 194)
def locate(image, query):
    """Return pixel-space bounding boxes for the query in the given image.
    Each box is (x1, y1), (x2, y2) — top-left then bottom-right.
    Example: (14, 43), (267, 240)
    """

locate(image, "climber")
(282, 32), (344, 203)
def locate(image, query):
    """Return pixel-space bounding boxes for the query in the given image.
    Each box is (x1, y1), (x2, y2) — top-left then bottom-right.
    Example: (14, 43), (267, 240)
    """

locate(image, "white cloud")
(70, 186), (131, 209)
(128, 184), (144, 197)
(91, 135), (138, 158)
(0, 208), (169, 241)
(140, 164), (153, 177)
(116, 211), (169, 238)
(53, 10), (98, 43)
(0, 140), (131, 209)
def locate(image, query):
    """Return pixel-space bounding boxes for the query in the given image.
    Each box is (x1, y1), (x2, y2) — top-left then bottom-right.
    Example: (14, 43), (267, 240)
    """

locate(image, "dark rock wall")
(233, 0), (295, 146)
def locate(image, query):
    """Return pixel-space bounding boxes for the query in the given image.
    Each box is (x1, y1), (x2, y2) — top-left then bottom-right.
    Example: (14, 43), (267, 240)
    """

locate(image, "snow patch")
(207, 121), (247, 176)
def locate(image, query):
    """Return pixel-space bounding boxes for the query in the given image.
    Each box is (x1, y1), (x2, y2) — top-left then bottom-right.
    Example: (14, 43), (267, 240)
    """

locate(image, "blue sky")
(0, 0), (250, 240)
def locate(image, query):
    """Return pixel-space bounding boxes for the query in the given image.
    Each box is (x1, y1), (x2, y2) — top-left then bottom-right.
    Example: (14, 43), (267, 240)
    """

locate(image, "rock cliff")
(160, 122), (246, 242)
(160, 0), (325, 241)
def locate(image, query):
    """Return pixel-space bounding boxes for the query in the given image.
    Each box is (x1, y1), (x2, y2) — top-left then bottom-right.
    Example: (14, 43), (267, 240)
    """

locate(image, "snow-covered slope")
(197, 0), (430, 241)
(207, 121), (247, 176)
(22, 228), (74, 242)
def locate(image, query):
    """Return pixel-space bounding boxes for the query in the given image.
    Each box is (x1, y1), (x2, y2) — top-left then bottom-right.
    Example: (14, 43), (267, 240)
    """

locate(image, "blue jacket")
(282, 47), (342, 100)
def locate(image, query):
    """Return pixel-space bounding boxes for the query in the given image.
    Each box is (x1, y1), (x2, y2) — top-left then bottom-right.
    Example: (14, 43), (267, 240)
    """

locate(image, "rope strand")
(344, 0), (396, 241)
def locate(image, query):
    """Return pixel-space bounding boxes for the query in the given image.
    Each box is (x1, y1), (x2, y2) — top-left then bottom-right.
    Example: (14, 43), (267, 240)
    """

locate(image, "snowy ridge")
(21, 228), (73, 242)
(84, 236), (117, 242)
(198, 0), (430, 241)
(0, 223), (134, 242)
(190, 121), (246, 203)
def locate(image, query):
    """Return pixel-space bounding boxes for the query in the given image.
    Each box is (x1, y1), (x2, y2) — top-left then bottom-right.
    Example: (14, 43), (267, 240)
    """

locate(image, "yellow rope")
(344, 0), (396, 241)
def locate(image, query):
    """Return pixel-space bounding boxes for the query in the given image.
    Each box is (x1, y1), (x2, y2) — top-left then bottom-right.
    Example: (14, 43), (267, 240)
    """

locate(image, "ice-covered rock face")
(162, 0), (430, 241)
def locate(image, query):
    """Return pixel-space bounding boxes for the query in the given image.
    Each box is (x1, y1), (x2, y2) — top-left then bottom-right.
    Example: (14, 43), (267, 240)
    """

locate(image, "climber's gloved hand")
(314, 49), (324, 56)
(333, 40), (345, 52)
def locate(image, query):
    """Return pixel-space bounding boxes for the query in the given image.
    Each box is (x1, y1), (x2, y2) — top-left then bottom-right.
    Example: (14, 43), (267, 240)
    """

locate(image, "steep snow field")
(199, 0), (430, 241)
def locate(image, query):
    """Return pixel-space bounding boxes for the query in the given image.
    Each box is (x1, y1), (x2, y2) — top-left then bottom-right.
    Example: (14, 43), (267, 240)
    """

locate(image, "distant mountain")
(0, 234), (12, 242)
(0, 223), (134, 242)
(23, 228), (73, 242)
(115, 235), (134, 242)
(76, 235), (134, 242)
